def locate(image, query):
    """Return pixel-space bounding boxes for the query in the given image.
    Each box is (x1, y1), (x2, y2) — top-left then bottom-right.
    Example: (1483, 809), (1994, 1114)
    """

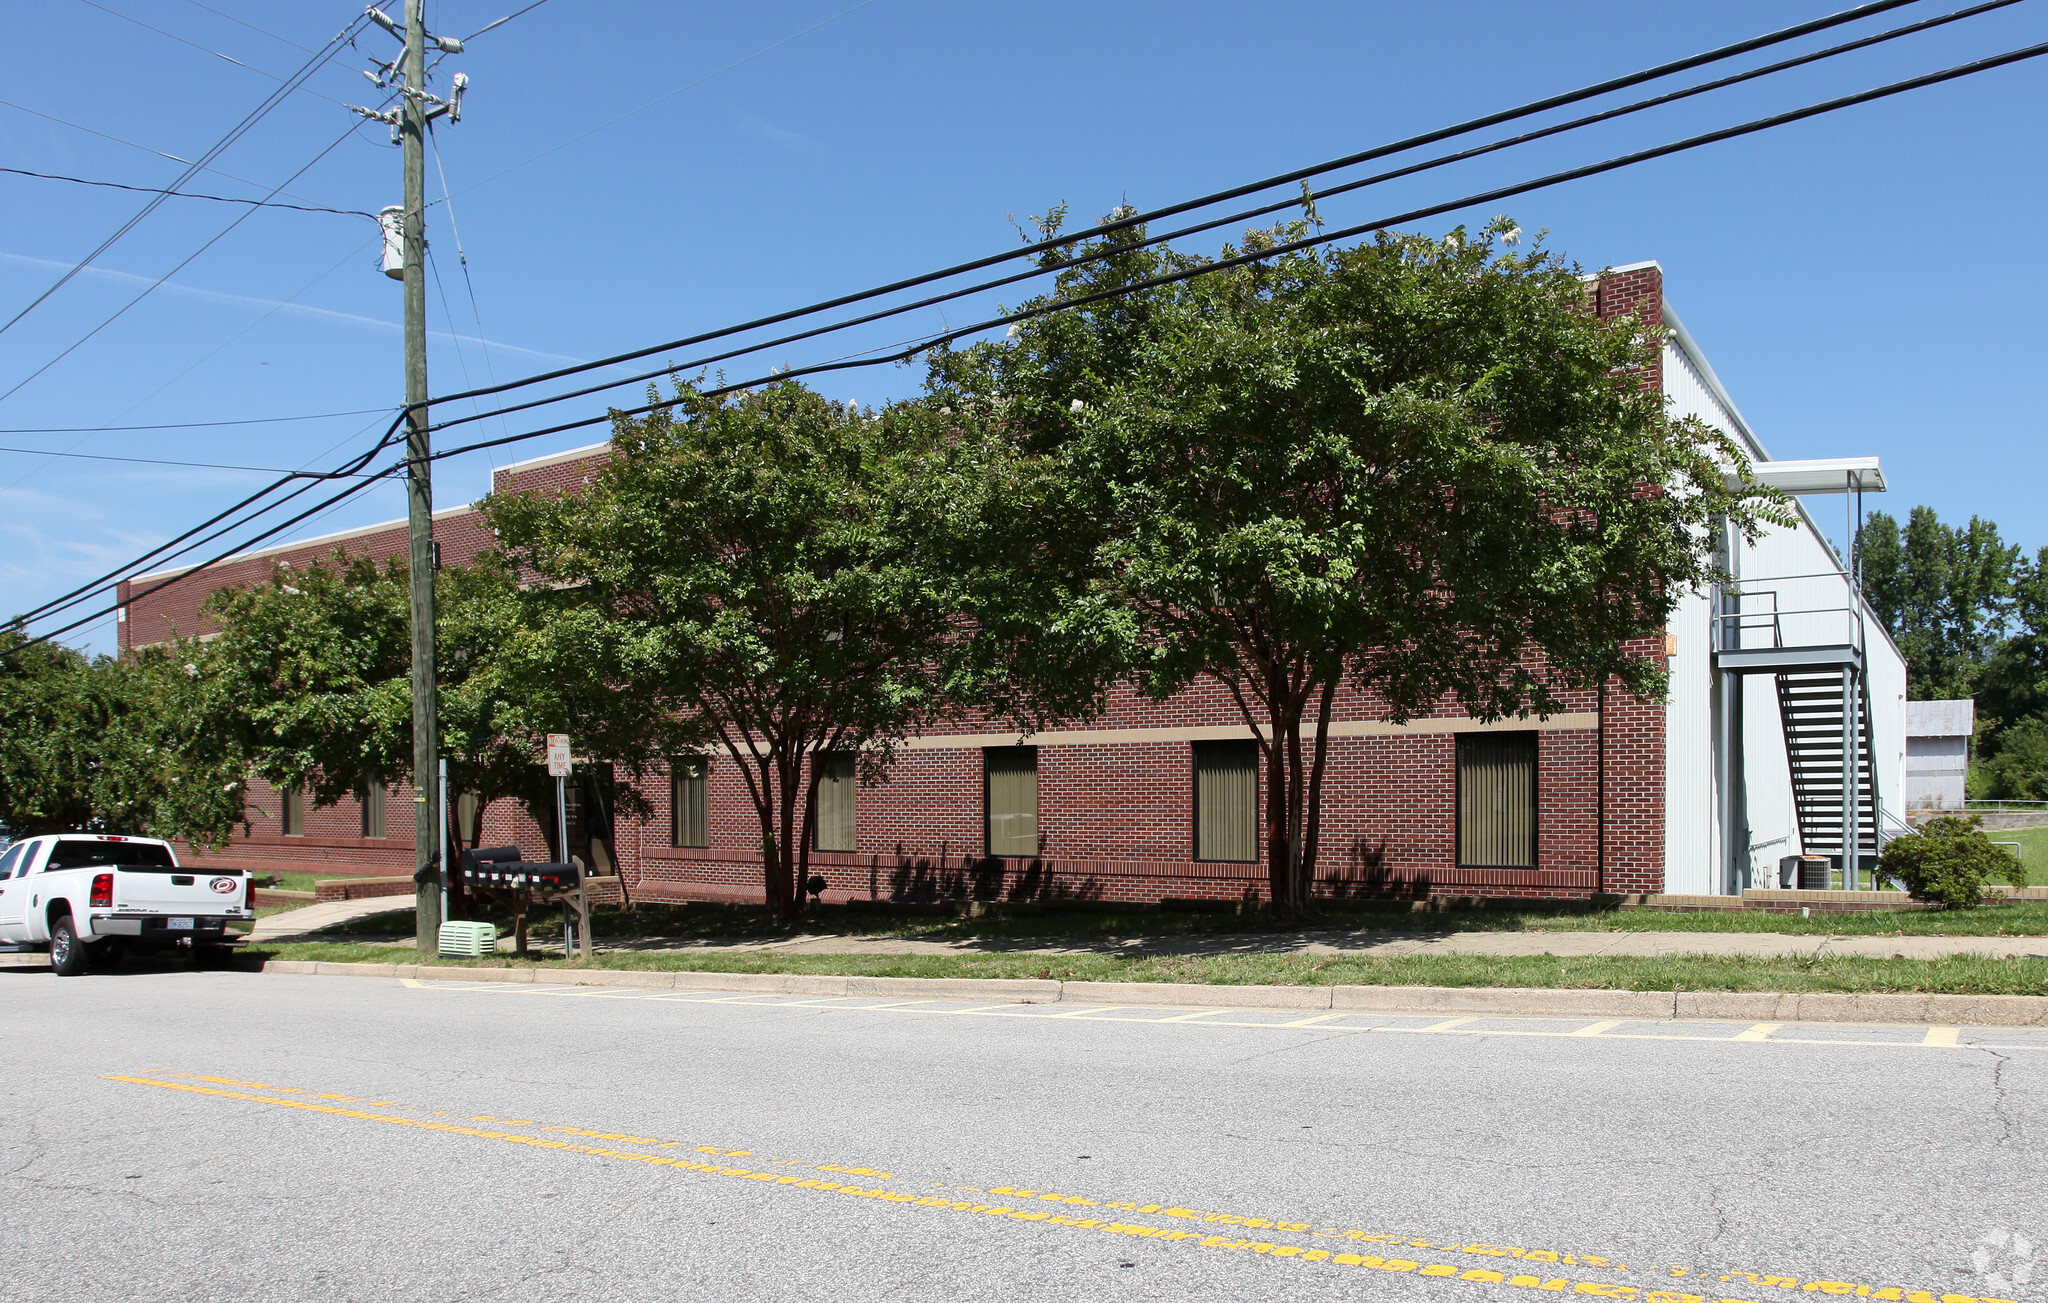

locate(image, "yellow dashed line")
(388, 980), (2048, 1054)
(1279, 1012), (1350, 1028)
(1569, 1020), (1627, 1037)
(108, 1071), (2017, 1303)
(1416, 1016), (1479, 1033)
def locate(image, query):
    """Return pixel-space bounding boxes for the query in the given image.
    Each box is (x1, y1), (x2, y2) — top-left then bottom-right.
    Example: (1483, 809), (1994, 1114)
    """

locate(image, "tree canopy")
(1858, 507), (2048, 798)
(932, 213), (1784, 916)
(200, 550), (607, 859)
(0, 632), (244, 844)
(486, 379), (983, 920)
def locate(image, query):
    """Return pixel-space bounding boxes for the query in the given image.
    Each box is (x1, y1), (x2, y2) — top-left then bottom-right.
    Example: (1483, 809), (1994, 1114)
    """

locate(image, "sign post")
(546, 734), (574, 956)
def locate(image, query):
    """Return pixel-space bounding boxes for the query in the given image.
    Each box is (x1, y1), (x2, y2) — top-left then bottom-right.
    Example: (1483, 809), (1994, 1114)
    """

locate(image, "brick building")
(119, 262), (1908, 906)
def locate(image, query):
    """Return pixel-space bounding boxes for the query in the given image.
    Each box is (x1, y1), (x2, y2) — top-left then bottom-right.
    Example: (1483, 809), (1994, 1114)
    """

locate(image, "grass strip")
(242, 943), (2048, 996)
(298, 897), (2048, 943)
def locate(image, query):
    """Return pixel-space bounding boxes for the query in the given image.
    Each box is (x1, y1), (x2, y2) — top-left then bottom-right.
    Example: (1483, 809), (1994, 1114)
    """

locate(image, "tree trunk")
(1262, 689), (1315, 922)
(794, 755), (832, 924)
(768, 749), (802, 924)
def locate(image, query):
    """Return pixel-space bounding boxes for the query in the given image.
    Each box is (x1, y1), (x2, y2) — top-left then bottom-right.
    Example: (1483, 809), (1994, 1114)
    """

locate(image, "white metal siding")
(1660, 329), (1909, 891)
(1663, 587), (1718, 895)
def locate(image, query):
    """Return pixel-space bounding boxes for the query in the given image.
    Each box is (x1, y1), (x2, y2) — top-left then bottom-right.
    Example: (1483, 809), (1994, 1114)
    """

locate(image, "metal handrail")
(1724, 569), (1857, 585)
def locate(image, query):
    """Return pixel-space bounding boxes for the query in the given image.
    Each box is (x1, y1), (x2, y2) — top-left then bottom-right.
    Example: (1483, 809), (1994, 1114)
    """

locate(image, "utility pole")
(348, 3), (468, 955)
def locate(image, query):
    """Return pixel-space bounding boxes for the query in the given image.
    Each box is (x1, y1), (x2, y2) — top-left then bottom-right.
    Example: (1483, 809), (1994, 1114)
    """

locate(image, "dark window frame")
(983, 745), (1040, 859)
(1191, 739), (1260, 864)
(1454, 731), (1540, 870)
(281, 784), (305, 837)
(360, 770), (386, 840)
(671, 757), (709, 849)
(812, 753), (857, 853)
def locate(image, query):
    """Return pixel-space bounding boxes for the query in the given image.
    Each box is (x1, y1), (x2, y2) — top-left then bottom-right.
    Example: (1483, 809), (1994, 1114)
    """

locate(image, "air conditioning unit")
(437, 920), (497, 958)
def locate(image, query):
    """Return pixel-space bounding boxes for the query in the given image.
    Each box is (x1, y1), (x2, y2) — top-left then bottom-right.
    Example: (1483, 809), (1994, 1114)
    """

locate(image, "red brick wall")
(126, 267), (1672, 907)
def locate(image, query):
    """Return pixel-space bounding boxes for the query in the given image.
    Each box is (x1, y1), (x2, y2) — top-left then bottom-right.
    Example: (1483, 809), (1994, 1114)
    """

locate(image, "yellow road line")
(1921, 1027), (1960, 1047)
(395, 982), (2048, 1052)
(1278, 1013), (1350, 1028)
(110, 1069), (2004, 1303)
(1568, 1020), (1627, 1037)
(81, 1074), (1692, 1293)
(1416, 1017), (1478, 1033)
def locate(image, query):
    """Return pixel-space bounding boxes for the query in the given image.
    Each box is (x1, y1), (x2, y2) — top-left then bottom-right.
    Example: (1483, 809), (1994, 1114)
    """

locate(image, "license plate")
(167, 917), (194, 930)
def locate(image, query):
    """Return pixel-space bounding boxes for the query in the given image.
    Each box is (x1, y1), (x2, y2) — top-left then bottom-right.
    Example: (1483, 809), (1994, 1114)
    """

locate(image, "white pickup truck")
(0, 833), (256, 975)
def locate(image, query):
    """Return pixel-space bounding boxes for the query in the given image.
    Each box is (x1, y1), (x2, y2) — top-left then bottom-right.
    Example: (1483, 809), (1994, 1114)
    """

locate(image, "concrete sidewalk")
(250, 897), (412, 942)
(589, 927), (2048, 962)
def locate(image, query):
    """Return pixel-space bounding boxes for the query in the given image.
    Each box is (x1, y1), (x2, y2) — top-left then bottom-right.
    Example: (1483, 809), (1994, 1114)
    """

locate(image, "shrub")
(1879, 815), (2024, 909)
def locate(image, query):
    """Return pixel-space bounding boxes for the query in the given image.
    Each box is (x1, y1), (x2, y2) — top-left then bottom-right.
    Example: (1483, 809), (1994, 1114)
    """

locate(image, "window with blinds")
(814, 754), (856, 852)
(1193, 740), (1259, 862)
(672, 758), (708, 848)
(360, 771), (386, 839)
(1457, 732), (1538, 868)
(281, 785), (304, 837)
(455, 790), (481, 845)
(984, 746), (1039, 857)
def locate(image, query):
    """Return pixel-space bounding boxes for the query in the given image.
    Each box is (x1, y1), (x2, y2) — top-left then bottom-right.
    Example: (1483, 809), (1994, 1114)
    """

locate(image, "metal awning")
(1727, 456), (1885, 495)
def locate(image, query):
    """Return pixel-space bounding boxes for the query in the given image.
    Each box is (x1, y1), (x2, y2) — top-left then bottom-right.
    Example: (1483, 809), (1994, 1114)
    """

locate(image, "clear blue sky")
(3, 0), (2043, 654)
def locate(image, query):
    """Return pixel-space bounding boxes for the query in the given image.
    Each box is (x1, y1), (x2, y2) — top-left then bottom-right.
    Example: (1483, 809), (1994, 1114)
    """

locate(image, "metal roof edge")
(1584, 258), (1663, 278)
(495, 440), (610, 480)
(1662, 300), (1771, 463)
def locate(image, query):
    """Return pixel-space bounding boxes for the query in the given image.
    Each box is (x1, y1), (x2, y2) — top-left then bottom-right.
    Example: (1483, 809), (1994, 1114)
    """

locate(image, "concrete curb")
(257, 960), (2048, 1026)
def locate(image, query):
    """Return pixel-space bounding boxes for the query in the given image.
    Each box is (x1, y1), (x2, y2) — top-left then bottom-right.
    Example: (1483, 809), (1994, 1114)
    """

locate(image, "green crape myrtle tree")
(931, 211), (1786, 920)
(0, 631), (245, 844)
(201, 550), (632, 877)
(486, 380), (991, 924)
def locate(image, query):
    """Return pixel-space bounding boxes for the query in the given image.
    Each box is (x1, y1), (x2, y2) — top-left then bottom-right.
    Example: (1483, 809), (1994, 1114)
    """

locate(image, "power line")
(0, 444), (381, 475)
(29, 455), (408, 648)
(0, 407), (388, 434)
(0, 96), (351, 213)
(411, 0), (1936, 424)
(420, 32), (2048, 473)
(180, 0), (317, 54)
(11, 422), (406, 633)
(428, 122), (514, 456)
(2, 0), (1935, 642)
(418, 0), (2009, 443)
(70, 0), (353, 107)
(9, 1), (2027, 652)
(0, 164), (378, 218)
(0, 11), (370, 343)
(463, 0), (554, 42)
(0, 112), (387, 413)
(55, 235), (384, 448)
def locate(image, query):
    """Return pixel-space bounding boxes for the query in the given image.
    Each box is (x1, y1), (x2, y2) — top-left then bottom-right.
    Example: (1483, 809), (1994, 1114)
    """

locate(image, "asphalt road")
(2, 963), (2039, 1303)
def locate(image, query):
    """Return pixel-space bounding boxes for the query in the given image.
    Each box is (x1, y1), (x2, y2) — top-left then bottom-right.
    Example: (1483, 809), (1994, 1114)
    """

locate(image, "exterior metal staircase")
(1774, 668), (1878, 859)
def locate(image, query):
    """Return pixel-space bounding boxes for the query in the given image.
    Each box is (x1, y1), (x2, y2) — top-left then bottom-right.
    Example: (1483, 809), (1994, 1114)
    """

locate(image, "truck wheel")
(49, 914), (90, 977)
(192, 943), (229, 970)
